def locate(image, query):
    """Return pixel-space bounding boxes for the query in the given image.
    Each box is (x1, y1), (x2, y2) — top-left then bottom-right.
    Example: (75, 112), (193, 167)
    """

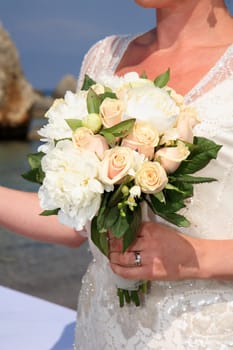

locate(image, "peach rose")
(135, 161), (168, 194)
(99, 146), (135, 185)
(160, 107), (200, 145)
(166, 87), (185, 106)
(155, 141), (190, 173)
(121, 121), (159, 160)
(176, 107), (200, 143)
(99, 97), (124, 127)
(72, 127), (108, 159)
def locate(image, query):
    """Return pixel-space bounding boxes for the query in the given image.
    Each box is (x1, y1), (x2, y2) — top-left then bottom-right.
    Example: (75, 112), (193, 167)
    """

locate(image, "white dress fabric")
(74, 35), (233, 350)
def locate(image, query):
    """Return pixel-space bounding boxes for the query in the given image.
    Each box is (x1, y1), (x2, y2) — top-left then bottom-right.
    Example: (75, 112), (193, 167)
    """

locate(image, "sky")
(0, 1), (233, 91)
(0, 1), (154, 90)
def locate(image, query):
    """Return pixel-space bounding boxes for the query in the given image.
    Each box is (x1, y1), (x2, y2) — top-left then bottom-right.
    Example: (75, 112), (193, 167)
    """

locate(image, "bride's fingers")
(110, 261), (146, 280)
(126, 236), (145, 252)
(108, 236), (123, 252)
(109, 251), (144, 267)
(109, 251), (134, 266)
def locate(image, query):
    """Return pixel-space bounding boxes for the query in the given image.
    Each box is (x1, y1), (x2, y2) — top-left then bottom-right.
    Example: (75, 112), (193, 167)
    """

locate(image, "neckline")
(112, 33), (233, 102)
(185, 43), (233, 102)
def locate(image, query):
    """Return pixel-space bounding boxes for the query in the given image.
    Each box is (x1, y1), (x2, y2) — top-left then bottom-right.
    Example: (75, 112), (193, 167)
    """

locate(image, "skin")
(1, 0), (233, 282)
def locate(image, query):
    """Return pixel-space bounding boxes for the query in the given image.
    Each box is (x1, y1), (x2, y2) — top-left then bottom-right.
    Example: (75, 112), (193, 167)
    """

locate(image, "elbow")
(64, 235), (87, 248)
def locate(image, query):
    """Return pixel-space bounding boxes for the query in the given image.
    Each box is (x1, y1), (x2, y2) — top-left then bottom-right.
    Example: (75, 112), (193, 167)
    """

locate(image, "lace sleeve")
(76, 34), (136, 90)
(186, 44), (233, 103)
(77, 35), (118, 90)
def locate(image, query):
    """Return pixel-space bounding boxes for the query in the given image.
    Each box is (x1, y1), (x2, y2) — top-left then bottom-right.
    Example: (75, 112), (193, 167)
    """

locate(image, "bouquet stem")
(117, 281), (149, 307)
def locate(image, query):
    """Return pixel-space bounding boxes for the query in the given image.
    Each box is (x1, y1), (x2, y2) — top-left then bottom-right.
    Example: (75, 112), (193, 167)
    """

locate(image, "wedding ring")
(134, 251), (142, 267)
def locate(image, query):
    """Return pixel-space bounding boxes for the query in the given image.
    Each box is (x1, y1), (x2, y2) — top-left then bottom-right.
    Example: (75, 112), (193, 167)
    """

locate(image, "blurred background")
(0, 1), (233, 309)
(0, 0), (154, 91)
(0, 0), (154, 309)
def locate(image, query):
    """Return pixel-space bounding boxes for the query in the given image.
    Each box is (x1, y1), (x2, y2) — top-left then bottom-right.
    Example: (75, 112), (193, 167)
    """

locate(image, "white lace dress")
(74, 35), (233, 350)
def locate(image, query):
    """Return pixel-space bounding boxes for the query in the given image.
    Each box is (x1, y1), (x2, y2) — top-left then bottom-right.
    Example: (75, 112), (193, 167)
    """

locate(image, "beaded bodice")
(74, 35), (233, 350)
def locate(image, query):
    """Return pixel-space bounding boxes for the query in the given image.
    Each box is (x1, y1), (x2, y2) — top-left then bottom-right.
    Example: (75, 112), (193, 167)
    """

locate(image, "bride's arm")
(109, 221), (233, 281)
(0, 186), (87, 248)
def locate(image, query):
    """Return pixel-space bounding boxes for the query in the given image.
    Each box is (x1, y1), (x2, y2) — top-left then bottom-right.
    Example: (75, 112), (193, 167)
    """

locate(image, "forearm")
(182, 235), (233, 280)
(0, 186), (87, 247)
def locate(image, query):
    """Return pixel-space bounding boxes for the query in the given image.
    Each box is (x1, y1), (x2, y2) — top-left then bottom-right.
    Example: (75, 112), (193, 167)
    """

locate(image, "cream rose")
(160, 107), (200, 145)
(155, 141), (190, 173)
(135, 161), (168, 194)
(100, 97), (124, 128)
(176, 107), (200, 143)
(99, 146), (135, 185)
(72, 127), (108, 159)
(122, 121), (159, 160)
(166, 87), (185, 106)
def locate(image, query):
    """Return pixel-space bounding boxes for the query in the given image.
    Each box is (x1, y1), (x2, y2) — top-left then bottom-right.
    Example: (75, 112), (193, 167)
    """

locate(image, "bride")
(1, 0), (233, 348)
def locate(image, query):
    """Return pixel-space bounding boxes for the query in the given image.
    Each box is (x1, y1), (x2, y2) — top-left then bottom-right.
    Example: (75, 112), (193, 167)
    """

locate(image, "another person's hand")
(109, 221), (206, 281)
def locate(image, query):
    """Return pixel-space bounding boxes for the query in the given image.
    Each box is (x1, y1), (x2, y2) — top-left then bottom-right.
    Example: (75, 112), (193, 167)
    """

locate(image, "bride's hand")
(109, 221), (207, 281)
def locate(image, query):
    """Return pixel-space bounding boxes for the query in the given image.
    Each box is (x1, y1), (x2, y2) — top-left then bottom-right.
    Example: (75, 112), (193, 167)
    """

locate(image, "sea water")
(0, 132), (91, 309)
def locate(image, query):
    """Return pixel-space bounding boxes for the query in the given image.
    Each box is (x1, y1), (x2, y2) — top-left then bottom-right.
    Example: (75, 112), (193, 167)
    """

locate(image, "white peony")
(122, 85), (180, 133)
(38, 140), (104, 231)
(38, 90), (88, 142)
(97, 71), (153, 93)
(96, 72), (125, 91)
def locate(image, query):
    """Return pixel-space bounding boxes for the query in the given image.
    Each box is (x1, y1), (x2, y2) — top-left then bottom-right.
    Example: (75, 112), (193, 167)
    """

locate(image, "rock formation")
(52, 74), (77, 98)
(0, 23), (35, 138)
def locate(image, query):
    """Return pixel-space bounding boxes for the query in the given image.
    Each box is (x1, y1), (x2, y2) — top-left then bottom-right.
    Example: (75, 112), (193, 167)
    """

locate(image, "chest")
(115, 45), (229, 95)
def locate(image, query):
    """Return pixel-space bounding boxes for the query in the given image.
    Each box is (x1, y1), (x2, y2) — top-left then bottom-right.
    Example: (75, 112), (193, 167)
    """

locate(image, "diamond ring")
(134, 251), (142, 267)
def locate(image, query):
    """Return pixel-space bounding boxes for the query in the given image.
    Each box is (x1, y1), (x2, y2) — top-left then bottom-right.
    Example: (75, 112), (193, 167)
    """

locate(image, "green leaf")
(99, 92), (117, 101)
(40, 208), (59, 216)
(161, 212), (190, 227)
(22, 167), (45, 185)
(105, 205), (120, 228)
(54, 138), (72, 145)
(81, 74), (96, 91)
(149, 193), (186, 215)
(108, 176), (133, 207)
(165, 183), (187, 194)
(91, 216), (109, 256)
(101, 131), (116, 147)
(96, 193), (111, 232)
(27, 152), (45, 169)
(91, 217), (106, 256)
(167, 181), (194, 199)
(153, 191), (166, 203)
(100, 118), (136, 139)
(169, 174), (217, 184)
(140, 71), (148, 79)
(111, 214), (130, 239)
(87, 88), (101, 114)
(122, 205), (142, 252)
(22, 152), (45, 184)
(99, 232), (109, 256)
(154, 68), (170, 88)
(174, 137), (222, 175)
(65, 119), (83, 131)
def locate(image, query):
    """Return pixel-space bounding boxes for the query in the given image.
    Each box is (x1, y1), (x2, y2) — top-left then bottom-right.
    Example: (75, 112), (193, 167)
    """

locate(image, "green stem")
(124, 290), (131, 304)
(117, 288), (124, 307)
(130, 290), (140, 307)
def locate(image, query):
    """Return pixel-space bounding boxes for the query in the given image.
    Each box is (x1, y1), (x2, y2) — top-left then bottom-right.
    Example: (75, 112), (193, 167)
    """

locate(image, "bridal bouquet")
(23, 70), (221, 307)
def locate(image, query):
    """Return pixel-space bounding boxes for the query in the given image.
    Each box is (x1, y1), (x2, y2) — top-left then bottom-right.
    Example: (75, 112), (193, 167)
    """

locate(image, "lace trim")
(185, 44), (233, 103)
(78, 33), (233, 107)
